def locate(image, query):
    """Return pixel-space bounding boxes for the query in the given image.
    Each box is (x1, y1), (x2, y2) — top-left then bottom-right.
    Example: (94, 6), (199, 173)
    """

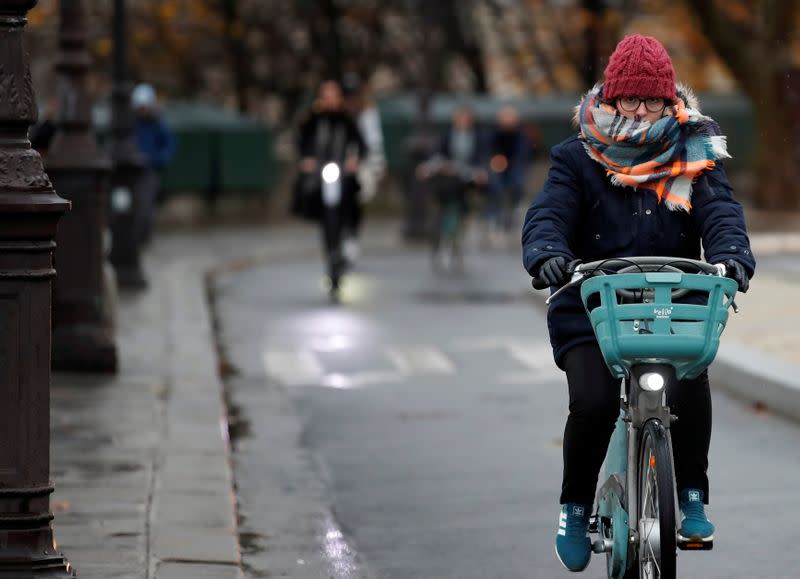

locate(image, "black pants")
(320, 176), (360, 276)
(561, 343), (712, 506)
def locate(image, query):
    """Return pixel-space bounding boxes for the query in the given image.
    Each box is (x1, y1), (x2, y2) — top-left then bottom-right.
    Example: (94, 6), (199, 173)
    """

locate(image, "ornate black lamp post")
(109, 0), (146, 289)
(48, 0), (118, 372)
(0, 0), (75, 575)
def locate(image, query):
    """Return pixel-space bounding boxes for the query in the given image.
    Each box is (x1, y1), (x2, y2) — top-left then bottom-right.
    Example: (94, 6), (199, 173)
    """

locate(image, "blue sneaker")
(555, 503), (591, 572)
(678, 489), (715, 540)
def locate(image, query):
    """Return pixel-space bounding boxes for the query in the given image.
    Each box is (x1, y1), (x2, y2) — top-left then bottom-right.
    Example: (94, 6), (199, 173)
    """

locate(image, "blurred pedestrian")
(132, 83), (175, 245)
(521, 34), (754, 572)
(343, 73), (387, 226)
(295, 80), (366, 294)
(485, 105), (531, 247)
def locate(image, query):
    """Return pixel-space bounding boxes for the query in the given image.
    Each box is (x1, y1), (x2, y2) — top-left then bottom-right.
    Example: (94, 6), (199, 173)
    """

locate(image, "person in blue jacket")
(132, 83), (176, 245)
(521, 35), (755, 572)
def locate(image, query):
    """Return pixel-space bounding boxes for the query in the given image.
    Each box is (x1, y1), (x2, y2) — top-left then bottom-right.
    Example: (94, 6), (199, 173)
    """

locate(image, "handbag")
(290, 170), (322, 221)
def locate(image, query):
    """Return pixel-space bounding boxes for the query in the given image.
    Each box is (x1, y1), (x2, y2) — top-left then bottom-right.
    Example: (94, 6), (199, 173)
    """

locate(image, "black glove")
(538, 256), (569, 286)
(724, 259), (749, 293)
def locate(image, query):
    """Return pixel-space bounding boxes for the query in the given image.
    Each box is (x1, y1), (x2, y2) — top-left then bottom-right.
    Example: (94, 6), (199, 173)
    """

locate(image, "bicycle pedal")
(592, 538), (612, 553)
(588, 515), (599, 534)
(677, 536), (713, 551)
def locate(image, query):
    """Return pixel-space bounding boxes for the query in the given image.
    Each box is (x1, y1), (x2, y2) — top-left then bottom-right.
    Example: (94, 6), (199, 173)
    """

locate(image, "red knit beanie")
(602, 34), (676, 101)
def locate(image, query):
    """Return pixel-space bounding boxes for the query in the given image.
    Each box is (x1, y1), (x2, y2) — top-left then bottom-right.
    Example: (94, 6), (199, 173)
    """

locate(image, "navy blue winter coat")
(135, 115), (176, 171)
(522, 135), (756, 369)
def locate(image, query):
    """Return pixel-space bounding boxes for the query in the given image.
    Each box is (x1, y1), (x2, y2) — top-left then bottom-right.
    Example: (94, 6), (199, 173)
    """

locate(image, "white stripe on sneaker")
(558, 529), (566, 536)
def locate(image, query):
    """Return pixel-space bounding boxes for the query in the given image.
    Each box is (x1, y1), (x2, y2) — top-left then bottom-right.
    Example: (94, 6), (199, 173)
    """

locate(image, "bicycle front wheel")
(636, 419), (676, 579)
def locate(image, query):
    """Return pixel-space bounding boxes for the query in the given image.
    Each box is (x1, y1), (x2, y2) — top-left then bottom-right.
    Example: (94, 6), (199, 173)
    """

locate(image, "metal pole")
(48, 0), (118, 372)
(109, 0), (147, 288)
(0, 0), (74, 575)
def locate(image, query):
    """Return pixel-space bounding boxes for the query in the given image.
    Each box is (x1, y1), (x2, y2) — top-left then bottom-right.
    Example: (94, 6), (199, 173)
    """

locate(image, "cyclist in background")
(485, 105), (531, 247)
(520, 34), (755, 572)
(297, 80), (366, 288)
(418, 105), (487, 271)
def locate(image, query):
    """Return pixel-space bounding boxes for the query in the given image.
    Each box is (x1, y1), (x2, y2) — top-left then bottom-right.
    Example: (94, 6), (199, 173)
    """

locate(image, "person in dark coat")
(296, 80), (366, 282)
(132, 83), (176, 245)
(485, 105), (530, 244)
(521, 34), (755, 572)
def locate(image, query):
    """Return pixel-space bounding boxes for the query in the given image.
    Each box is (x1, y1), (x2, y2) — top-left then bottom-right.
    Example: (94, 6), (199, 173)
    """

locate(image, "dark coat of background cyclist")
(521, 34), (755, 572)
(418, 106), (488, 218)
(486, 105), (531, 239)
(297, 80), (366, 265)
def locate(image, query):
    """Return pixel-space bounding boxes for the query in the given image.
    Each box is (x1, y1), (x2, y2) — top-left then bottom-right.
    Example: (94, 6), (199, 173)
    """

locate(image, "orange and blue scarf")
(577, 84), (729, 211)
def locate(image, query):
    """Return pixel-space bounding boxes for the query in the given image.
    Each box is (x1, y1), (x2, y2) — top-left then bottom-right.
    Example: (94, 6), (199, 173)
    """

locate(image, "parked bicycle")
(534, 256), (739, 579)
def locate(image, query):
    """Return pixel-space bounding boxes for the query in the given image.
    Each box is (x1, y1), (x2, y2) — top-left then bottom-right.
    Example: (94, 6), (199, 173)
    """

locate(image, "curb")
(710, 343), (800, 422)
(148, 262), (245, 579)
(144, 223), (401, 579)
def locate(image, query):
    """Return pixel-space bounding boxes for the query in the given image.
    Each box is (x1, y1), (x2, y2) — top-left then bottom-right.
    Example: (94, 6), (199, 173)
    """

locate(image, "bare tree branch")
(689, 0), (758, 97)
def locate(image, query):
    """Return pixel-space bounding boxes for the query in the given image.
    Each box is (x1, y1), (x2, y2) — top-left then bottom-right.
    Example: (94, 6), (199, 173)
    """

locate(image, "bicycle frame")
(595, 363), (677, 579)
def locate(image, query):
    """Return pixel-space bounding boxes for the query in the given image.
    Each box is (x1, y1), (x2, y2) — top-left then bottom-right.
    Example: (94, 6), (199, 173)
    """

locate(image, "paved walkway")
(49, 221), (398, 579)
(46, 218), (800, 578)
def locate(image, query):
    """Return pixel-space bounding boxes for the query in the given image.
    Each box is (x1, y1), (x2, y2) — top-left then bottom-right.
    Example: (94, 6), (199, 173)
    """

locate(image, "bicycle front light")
(639, 372), (665, 392)
(322, 162), (341, 184)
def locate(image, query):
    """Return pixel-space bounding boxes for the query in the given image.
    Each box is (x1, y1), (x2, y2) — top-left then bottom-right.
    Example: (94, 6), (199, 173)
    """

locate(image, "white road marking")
(263, 338), (558, 389)
(506, 340), (556, 372)
(385, 346), (455, 375)
(451, 335), (510, 351)
(322, 370), (407, 389)
(262, 348), (324, 386)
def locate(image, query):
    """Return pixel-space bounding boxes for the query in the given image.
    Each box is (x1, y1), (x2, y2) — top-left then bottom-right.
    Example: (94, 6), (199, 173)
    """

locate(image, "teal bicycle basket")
(579, 272), (738, 380)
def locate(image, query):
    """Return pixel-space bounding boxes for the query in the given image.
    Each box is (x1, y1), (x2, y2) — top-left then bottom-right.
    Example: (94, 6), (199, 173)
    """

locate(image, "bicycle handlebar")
(531, 256), (730, 304)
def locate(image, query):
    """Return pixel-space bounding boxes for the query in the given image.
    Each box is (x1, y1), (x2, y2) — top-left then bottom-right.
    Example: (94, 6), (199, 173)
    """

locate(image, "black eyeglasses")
(617, 96), (667, 113)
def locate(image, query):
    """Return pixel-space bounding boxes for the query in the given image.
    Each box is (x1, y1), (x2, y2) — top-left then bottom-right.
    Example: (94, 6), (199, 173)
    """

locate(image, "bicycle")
(418, 157), (486, 274)
(533, 256), (739, 579)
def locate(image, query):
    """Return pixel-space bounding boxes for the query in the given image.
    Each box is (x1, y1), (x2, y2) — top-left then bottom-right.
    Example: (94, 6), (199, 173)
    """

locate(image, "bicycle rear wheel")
(636, 419), (676, 579)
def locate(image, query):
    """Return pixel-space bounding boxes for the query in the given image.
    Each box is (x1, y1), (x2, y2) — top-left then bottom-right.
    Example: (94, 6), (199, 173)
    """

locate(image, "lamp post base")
(52, 324), (118, 373)
(113, 264), (148, 290)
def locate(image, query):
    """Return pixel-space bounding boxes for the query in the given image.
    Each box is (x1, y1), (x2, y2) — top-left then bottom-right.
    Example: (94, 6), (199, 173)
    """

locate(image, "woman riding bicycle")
(521, 34), (755, 572)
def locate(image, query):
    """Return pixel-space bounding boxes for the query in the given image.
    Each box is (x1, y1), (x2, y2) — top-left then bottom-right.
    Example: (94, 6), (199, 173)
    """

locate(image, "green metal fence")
(159, 102), (276, 197)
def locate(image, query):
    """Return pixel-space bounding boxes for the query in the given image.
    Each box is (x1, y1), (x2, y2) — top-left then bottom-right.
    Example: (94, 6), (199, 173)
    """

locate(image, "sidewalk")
(46, 219), (800, 578)
(49, 221), (399, 579)
(710, 231), (800, 422)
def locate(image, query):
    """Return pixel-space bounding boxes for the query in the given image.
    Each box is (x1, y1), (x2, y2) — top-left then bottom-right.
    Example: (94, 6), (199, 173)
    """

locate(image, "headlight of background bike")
(322, 163), (341, 184)
(639, 372), (665, 392)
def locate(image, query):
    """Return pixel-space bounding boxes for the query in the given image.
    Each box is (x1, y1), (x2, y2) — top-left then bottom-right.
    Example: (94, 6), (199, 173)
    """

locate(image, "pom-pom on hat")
(602, 34), (677, 102)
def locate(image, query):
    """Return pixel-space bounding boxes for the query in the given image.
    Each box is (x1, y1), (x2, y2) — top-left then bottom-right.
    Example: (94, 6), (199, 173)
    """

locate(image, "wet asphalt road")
(213, 247), (800, 578)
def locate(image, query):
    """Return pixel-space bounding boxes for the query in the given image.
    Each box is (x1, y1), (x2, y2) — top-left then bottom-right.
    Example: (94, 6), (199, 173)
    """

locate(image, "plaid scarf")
(577, 84), (729, 211)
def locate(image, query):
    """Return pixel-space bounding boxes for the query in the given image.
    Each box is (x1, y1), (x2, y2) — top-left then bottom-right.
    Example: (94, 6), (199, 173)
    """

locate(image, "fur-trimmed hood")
(572, 82), (700, 127)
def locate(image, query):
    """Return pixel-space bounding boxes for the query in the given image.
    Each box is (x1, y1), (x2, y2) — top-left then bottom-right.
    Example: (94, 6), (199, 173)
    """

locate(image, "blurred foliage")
(24, 0), (800, 208)
(27, 0), (769, 117)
